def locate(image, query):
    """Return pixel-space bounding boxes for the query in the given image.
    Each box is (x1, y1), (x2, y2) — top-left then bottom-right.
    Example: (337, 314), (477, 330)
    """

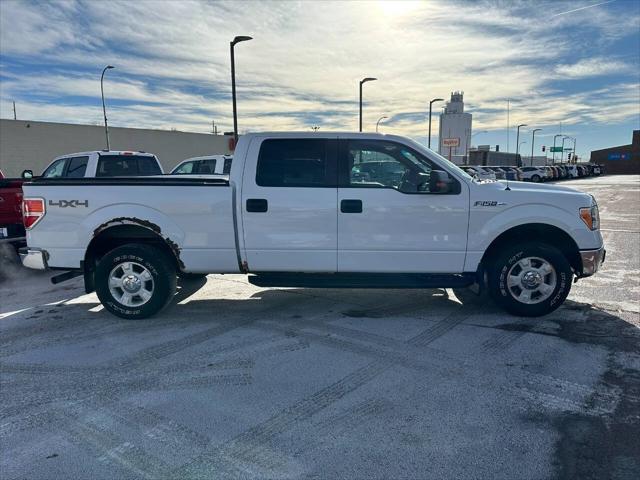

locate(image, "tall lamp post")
(530, 128), (542, 166)
(230, 35), (252, 144)
(519, 141), (527, 153)
(552, 134), (562, 164)
(100, 65), (114, 151)
(376, 116), (388, 133)
(515, 124), (527, 155)
(428, 97), (444, 149)
(359, 77), (377, 132)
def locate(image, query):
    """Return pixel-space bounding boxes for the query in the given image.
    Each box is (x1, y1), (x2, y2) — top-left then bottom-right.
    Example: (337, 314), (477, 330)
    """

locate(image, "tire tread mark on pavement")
(290, 398), (391, 458)
(479, 330), (527, 353)
(57, 405), (171, 480)
(408, 310), (470, 347)
(171, 361), (388, 479)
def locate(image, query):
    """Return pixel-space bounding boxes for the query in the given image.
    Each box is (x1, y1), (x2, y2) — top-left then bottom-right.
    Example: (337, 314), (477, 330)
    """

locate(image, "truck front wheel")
(95, 244), (177, 319)
(488, 243), (573, 317)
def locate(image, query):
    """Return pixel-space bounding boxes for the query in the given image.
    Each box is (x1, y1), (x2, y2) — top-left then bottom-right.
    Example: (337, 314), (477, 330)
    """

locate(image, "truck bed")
(22, 176), (239, 273)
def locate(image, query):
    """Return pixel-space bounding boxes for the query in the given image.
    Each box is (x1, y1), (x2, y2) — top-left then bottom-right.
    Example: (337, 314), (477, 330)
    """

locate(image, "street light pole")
(376, 116), (388, 133)
(572, 137), (577, 162)
(552, 134), (562, 165)
(530, 128), (542, 166)
(230, 35), (252, 144)
(359, 77), (377, 132)
(515, 123), (527, 156)
(100, 65), (114, 151)
(519, 141), (527, 153)
(428, 97), (444, 149)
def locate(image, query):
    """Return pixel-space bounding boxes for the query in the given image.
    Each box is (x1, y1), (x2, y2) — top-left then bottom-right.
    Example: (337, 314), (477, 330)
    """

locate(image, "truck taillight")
(23, 198), (46, 229)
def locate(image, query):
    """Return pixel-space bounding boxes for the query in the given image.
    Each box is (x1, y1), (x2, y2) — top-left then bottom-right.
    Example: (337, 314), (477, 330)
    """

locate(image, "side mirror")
(21, 169), (33, 179)
(429, 170), (453, 193)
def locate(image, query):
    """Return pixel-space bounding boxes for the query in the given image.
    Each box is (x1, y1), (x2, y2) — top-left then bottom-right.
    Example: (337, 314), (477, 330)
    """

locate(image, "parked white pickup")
(21, 132), (605, 319)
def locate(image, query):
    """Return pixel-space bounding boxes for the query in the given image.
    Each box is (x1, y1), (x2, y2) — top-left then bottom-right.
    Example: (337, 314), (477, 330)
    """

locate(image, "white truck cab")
(20, 132), (605, 319)
(41, 151), (163, 178)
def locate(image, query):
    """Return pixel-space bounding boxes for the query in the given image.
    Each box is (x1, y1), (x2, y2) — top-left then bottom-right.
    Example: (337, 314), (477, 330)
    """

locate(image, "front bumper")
(579, 246), (606, 277)
(19, 247), (48, 270)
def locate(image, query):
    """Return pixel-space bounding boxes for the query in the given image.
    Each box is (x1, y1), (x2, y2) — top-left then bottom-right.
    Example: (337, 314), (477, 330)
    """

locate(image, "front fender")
(464, 203), (602, 271)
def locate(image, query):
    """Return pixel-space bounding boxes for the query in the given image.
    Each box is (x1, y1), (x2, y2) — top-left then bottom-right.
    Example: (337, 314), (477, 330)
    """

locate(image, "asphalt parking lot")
(1, 175), (639, 479)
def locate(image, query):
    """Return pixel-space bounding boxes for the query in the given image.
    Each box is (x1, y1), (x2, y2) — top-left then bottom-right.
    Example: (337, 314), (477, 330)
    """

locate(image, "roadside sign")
(564, 147), (572, 151)
(442, 138), (460, 147)
(550, 146), (563, 152)
(477, 145), (490, 151)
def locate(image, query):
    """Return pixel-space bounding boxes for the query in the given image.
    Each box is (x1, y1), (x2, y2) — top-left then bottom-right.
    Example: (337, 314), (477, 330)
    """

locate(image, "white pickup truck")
(20, 132), (605, 319)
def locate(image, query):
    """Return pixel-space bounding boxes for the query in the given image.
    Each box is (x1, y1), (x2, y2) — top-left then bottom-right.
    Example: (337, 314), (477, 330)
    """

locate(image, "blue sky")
(0, 0), (639, 159)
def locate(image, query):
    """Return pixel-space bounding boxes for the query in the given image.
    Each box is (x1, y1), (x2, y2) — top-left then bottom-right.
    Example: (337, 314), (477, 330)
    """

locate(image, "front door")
(241, 136), (338, 272)
(337, 138), (469, 273)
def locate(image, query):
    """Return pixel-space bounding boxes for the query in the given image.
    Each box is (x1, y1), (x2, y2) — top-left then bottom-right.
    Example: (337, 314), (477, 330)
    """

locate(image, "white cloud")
(0, 0), (638, 139)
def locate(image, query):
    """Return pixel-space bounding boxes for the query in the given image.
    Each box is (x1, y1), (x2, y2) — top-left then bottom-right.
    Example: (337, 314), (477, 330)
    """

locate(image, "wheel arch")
(480, 223), (581, 274)
(83, 221), (183, 293)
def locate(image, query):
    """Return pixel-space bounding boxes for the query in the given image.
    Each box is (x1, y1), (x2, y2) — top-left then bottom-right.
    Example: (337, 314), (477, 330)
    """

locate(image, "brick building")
(590, 130), (640, 174)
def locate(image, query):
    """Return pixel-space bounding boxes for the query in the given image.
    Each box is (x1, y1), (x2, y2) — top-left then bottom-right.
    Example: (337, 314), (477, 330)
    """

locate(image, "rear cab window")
(96, 155), (162, 177)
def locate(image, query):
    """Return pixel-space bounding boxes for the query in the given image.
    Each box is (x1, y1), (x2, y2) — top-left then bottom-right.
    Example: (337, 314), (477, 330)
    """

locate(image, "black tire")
(531, 174), (540, 183)
(488, 242), (572, 317)
(95, 243), (177, 319)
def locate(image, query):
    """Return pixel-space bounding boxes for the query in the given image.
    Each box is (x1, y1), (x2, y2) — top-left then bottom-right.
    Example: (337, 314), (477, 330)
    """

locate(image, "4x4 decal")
(48, 199), (89, 208)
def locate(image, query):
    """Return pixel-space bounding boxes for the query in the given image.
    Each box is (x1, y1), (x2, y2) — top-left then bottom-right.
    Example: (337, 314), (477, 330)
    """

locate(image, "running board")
(248, 272), (475, 289)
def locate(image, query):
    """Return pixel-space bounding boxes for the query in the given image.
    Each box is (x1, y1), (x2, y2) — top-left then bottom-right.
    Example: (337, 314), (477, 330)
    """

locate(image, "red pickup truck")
(0, 170), (26, 246)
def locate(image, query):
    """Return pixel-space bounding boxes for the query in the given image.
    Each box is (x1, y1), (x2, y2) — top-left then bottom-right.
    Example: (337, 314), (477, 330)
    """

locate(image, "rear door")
(241, 137), (338, 272)
(337, 138), (469, 273)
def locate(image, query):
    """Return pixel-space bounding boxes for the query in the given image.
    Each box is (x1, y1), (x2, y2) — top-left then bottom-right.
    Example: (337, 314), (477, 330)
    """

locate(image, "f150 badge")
(474, 200), (506, 207)
(48, 199), (89, 208)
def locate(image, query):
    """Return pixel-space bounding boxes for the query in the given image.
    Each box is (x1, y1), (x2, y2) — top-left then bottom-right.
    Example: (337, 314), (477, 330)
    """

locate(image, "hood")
(494, 180), (580, 194)
(473, 180), (594, 210)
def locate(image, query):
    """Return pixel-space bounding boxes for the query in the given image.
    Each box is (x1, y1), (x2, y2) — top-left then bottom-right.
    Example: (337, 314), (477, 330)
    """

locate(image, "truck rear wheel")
(95, 244), (176, 319)
(488, 242), (572, 317)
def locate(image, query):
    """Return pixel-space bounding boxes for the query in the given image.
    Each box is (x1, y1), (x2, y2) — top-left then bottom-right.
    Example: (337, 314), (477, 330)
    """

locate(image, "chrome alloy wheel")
(506, 256), (557, 304)
(108, 261), (154, 307)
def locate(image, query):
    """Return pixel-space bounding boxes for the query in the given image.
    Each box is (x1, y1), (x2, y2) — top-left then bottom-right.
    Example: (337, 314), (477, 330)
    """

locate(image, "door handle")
(246, 198), (268, 212)
(341, 199), (362, 213)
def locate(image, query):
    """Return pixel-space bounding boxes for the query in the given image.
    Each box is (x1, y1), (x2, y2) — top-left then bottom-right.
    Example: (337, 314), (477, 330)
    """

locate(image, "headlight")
(579, 204), (599, 230)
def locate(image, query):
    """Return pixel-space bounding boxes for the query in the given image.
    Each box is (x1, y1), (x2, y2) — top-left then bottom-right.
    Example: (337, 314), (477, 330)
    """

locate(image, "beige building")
(0, 119), (233, 177)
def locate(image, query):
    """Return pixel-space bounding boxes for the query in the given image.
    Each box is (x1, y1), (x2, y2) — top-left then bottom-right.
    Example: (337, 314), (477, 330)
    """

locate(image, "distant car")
(41, 151), (163, 178)
(591, 164), (602, 176)
(485, 166), (506, 179)
(171, 155), (232, 175)
(497, 166), (519, 181)
(460, 166), (496, 180)
(520, 166), (546, 182)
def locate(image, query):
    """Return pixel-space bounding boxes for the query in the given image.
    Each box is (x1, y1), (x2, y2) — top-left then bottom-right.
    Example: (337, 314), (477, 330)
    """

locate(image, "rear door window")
(195, 159), (217, 174)
(256, 139), (335, 187)
(65, 156), (89, 178)
(137, 156), (162, 175)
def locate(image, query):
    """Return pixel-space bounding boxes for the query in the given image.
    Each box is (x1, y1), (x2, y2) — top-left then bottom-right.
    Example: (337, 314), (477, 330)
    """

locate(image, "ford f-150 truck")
(20, 132), (605, 319)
